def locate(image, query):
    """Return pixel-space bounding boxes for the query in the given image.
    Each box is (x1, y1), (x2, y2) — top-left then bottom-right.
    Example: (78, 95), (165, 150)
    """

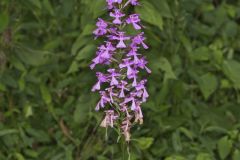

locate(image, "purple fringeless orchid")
(110, 9), (125, 24)
(93, 18), (108, 37)
(91, 0), (150, 141)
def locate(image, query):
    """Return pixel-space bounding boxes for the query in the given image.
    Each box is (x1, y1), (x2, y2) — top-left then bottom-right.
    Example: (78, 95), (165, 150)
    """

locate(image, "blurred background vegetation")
(1, 0), (240, 159)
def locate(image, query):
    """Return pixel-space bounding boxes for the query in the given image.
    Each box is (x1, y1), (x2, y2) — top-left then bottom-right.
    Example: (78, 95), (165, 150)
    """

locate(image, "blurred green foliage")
(1, 0), (240, 159)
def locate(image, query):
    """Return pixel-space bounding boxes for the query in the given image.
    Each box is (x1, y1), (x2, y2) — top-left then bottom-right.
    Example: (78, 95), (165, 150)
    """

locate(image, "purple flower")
(121, 117), (132, 141)
(110, 9), (125, 24)
(106, 0), (123, 9)
(136, 80), (149, 102)
(125, 68), (139, 86)
(118, 80), (129, 98)
(93, 18), (108, 37)
(130, 0), (139, 5)
(90, 42), (116, 69)
(107, 68), (120, 86)
(99, 42), (116, 59)
(96, 91), (111, 110)
(121, 93), (137, 110)
(124, 0), (139, 7)
(119, 58), (134, 77)
(131, 32), (149, 49)
(106, 86), (117, 103)
(126, 14), (141, 30)
(134, 104), (143, 124)
(127, 45), (140, 64)
(111, 32), (130, 48)
(91, 72), (108, 92)
(137, 57), (151, 73)
(120, 104), (130, 117)
(100, 110), (118, 128)
(91, 0), (150, 141)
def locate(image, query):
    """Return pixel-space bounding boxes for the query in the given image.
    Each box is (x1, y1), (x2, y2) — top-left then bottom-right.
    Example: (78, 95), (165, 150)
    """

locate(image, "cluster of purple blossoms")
(91, 0), (150, 141)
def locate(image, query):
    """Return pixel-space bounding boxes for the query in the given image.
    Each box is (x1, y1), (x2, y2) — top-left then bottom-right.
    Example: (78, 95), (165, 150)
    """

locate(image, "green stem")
(127, 144), (131, 160)
(121, 138), (126, 160)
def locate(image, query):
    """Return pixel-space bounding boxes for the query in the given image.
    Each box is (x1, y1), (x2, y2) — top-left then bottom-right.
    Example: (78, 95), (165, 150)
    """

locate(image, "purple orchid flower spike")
(110, 9), (125, 24)
(126, 14), (141, 30)
(91, 0), (150, 141)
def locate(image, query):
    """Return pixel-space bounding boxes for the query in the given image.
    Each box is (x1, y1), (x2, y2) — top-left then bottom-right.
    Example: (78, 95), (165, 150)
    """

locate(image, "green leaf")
(217, 136), (233, 160)
(172, 132), (182, 152)
(222, 60), (240, 88)
(178, 127), (194, 140)
(67, 61), (79, 74)
(23, 149), (38, 158)
(16, 47), (49, 66)
(40, 84), (52, 104)
(150, 0), (172, 18)
(0, 74), (18, 88)
(43, 0), (54, 16)
(14, 153), (25, 160)
(27, 0), (41, 9)
(159, 58), (176, 82)
(76, 44), (95, 61)
(9, 56), (26, 71)
(18, 72), (26, 91)
(24, 104), (33, 118)
(203, 126), (228, 134)
(197, 73), (218, 99)
(233, 149), (240, 160)
(196, 153), (212, 160)
(0, 129), (18, 137)
(91, 0), (106, 18)
(179, 34), (192, 53)
(136, 137), (154, 150)
(0, 83), (6, 91)
(191, 47), (210, 61)
(73, 103), (88, 123)
(0, 13), (9, 33)
(71, 36), (91, 55)
(165, 156), (186, 160)
(222, 21), (238, 38)
(136, 1), (163, 30)
(211, 49), (223, 64)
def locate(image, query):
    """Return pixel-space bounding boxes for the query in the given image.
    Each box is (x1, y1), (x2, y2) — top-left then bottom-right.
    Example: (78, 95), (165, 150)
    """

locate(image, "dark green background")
(1, 0), (240, 159)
